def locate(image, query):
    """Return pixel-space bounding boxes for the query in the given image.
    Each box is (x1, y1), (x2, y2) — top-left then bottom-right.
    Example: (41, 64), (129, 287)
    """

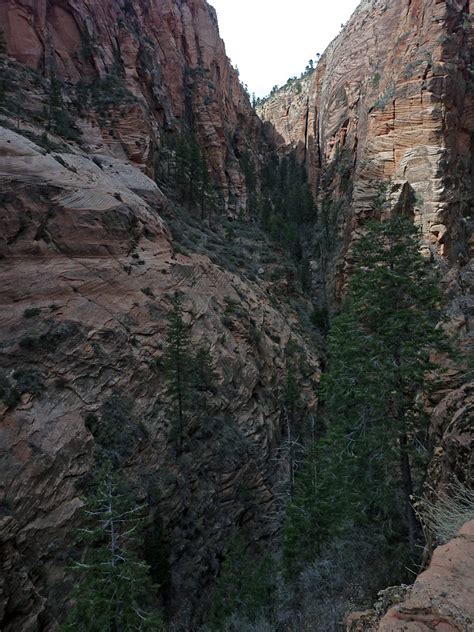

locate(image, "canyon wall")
(0, 0), (473, 629)
(259, 0), (473, 301)
(260, 2), (473, 626)
(0, 1), (319, 629)
(0, 0), (263, 213)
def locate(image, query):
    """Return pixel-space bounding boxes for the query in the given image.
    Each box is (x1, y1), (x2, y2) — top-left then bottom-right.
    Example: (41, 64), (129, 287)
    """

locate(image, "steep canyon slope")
(259, 0), (473, 300)
(259, 0), (473, 627)
(0, 1), (319, 629)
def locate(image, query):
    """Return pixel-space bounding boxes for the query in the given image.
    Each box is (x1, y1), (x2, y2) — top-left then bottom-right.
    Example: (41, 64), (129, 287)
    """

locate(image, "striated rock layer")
(0, 1), (317, 629)
(0, 124), (320, 629)
(259, 0), (474, 487)
(259, 0), (473, 302)
(260, 4), (474, 626)
(0, 0), (263, 213)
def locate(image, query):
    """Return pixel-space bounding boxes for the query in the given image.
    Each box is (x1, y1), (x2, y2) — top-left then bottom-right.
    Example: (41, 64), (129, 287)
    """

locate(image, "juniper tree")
(284, 216), (446, 578)
(62, 462), (164, 631)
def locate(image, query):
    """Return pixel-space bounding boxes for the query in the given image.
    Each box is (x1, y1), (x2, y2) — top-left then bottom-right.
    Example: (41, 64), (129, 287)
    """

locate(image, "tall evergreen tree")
(163, 298), (193, 450)
(62, 462), (164, 631)
(284, 216), (446, 578)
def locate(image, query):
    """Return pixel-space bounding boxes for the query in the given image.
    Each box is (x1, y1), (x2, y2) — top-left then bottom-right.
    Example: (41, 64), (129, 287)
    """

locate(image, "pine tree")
(191, 345), (216, 393)
(209, 534), (276, 630)
(163, 298), (193, 450)
(62, 462), (164, 631)
(284, 216), (446, 578)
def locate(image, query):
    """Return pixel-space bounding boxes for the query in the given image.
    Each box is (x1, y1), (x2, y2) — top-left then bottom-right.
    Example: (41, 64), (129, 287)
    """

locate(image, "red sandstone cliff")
(1, 0), (473, 629)
(259, 0), (473, 300)
(0, 0), (263, 213)
(0, 2), (320, 629)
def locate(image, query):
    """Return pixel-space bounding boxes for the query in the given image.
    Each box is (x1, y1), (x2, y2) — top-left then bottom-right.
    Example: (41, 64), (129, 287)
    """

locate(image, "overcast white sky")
(210, 0), (361, 97)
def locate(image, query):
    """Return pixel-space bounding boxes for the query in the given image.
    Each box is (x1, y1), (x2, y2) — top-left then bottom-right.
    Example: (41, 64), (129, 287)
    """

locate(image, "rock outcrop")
(346, 520), (474, 631)
(379, 519), (474, 631)
(0, 121), (319, 629)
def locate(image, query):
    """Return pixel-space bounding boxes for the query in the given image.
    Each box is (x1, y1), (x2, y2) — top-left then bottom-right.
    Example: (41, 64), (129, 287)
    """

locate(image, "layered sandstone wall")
(259, 0), (473, 298)
(0, 123), (320, 629)
(0, 2), (319, 629)
(0, 0), (263, 212)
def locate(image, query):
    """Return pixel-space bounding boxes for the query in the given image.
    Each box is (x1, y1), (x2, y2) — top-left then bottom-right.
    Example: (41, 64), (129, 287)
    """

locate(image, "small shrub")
(141, 286), (154, 298)
(373, 84), (395, 110)
(23, 308), (41, 319)
(0, 367), (45, 405)
(0, 372), (19, 407)
(19, 320), (80, 352)
(371, 72), (381, 88)
(13, 368), (44, 395)
(221, 315), (234, 329)
(88, 394), (148, 463)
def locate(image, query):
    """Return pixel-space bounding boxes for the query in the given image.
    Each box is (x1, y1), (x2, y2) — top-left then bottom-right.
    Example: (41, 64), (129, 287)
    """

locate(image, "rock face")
(0, 2), (318, 629)
(378, 519), (474, 631)
(259, 0), (474, 302)
(0, 0), (262, 213)
(0, 121), (320, 629)
(346, 521), (474, 631)
(260, 4), (474, 626)
(0, 0), (473, 630)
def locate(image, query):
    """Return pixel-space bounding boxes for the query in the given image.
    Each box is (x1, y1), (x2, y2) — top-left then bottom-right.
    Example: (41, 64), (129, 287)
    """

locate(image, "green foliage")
(371, 72), (381, 88)
(373, 83), (396, 110)
(162, 298), (217, 448)
(144, 514), (171, 591)
(209, 535), (276, 630)
(284, 216), (446, 581)
(77, 72), (136, 114)
(48, 77), (82, 141)
(19, 320), (81, 352)
(0, 368), (44, 407)
(85, 394), (147, 464)
(162, 298), (194, 449)
(62, 462), (165, 631)
(23, 308), (41, 319)
(260, 153), (316, 254)
(157, 133), (213, 214)
(191, 345), (216, 393)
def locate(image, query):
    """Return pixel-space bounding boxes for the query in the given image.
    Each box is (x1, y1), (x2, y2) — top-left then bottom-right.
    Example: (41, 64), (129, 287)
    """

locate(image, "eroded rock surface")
(346, 521), (474, 631)
(0, 3), (318, 628)
(0, 0), (263, 213)
(0, 123), (320, 629)
(378, 520), (474, 631)
(259, 0), (473, 300)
